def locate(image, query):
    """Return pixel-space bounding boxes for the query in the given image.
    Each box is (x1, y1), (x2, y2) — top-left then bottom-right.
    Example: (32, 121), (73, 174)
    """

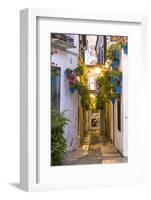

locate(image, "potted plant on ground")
(51, 108), (69, 166)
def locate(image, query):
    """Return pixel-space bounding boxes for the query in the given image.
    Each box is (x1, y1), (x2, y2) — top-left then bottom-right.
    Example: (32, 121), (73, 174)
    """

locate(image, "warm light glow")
(105, 60), (112, 69)
(100, 68), (104, 76)
(90, 94), (96, 99)
(95, 67), (101, 75)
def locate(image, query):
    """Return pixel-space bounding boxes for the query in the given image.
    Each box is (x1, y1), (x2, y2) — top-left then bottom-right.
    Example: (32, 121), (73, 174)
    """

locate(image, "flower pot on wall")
(111, 77), (117, 84)
(65, 68), (72, 78)
(116, 85), (121, 94)
(113, 50), (120, 60)
(117, 76), (122, 81)
(69, 87), (75, 94)
(123, 45), (128, 54)
(111, 60), (120, 69)
(69, 79), (76, 84)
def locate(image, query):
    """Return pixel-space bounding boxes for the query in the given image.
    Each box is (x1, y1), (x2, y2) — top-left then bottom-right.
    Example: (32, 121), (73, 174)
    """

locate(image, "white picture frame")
(20, 8), (147, 192)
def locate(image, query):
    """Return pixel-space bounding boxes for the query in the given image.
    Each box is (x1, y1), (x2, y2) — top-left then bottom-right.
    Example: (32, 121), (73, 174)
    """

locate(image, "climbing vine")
(65, 38), (125, 111)
(65, 58), (91, 110)
(96, 68), (122, 109)
(96, 41), (123, 109)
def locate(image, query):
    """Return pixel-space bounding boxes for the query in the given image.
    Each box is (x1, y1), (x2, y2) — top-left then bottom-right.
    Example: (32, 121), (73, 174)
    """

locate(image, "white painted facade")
(114, 49), (128, 157)
(51, 35), (79, 151)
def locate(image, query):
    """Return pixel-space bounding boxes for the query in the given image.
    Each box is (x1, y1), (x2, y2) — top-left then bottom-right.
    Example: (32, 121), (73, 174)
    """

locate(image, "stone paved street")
(63, 130), (127, 165)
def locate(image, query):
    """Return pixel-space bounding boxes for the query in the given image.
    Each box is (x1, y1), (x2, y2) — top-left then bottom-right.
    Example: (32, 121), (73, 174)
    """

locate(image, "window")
(51, 67), (61, 111)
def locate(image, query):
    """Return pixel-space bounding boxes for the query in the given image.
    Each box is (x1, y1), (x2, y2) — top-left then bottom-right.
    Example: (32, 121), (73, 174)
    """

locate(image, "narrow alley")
(63, 131), (127, 165)
(51, 33), (128, 166)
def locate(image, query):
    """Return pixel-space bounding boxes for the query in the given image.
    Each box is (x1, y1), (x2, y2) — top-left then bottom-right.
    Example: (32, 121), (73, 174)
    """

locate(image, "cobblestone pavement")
(63, 130), (127, 165)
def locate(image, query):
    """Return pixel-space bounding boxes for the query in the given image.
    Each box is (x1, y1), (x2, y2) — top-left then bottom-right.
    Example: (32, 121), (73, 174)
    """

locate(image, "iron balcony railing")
(52, 33), (74, 46)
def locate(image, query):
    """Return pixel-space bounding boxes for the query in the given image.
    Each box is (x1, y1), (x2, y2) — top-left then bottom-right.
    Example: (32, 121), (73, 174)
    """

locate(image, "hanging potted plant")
(111, 60), (120, 69)
(113, 50), (120, 60)
(107, 43), (121, 59)
(122, 45), (128, 54)
(68, 73), (76, 94)
(69, 84), (76, 94)
(65, 68), (73, 78)
(115, 84), (121, 94)
(121, 37), (128, 54)
(107, 43), (122, 69)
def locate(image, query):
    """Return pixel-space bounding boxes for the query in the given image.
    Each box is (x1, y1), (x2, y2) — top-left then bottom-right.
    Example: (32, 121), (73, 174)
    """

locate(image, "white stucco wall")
(114, 101), (123, 154)
(109, 103), (114, 143)
(122, 49), (128, 157)
(51, 35), (79, 151)
(114, 49), (128, 157)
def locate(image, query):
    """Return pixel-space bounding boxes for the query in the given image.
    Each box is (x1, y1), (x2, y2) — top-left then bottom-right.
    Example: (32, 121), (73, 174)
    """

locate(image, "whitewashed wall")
(52, 35), (79, 151)
(114, 49), (128, 157)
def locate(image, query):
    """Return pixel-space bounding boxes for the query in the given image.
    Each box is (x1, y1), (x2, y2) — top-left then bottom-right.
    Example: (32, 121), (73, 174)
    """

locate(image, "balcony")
(51, 33), (76, 49)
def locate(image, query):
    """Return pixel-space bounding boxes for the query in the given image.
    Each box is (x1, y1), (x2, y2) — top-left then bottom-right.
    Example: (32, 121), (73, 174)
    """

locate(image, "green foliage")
(96, 70), (111, 109)
(96, 69), (122, 109)
(51, 108), (69, 166)
(51, 66), (60, 77)
(75, 82), (91, 110)
(109, 70), (122, 78)
(65, 68), (72, 78)
(65, 63), (84, 78)
(64, 58), (91, 110)
(74, 64), (84, 76)
(107, 43), (122, 61)
(65, 68), (72, 73)
(96, 92), (105, 110)
(120, 36), (128, 47)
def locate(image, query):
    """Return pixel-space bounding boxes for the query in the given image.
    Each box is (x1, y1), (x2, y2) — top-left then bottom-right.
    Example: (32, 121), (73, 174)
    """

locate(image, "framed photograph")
(20, 8), (147, 191)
